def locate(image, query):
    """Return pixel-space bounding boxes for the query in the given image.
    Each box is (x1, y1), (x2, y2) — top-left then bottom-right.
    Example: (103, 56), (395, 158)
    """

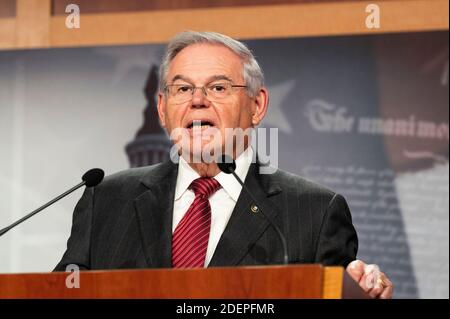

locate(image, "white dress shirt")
(172, 147), (253, 267)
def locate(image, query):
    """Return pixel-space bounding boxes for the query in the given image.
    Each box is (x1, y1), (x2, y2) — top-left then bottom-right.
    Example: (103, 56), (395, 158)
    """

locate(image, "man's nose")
(191, 87), (210, 108)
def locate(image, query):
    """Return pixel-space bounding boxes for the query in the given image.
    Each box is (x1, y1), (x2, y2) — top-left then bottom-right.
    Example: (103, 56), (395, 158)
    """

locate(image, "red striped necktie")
(172, 177), (222, 268)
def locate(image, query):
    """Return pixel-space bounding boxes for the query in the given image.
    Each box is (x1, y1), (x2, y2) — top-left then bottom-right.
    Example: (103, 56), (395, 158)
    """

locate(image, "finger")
(369, 285), (384, 298)
(346, 260), (365, 282)
(373, 271), (386, 289)
(380, 285), (393, 299)
(358, 272), (372, 293)
(360, 265), (375, 287)
(364, 264), (380, 277)
(380, 276), (394, 299)
(358, 265), (381, 295)
(363, 264), (380, 289)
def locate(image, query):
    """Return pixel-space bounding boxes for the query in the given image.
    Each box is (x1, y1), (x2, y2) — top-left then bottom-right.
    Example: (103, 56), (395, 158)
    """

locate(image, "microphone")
(217, 155), (289, 265)
(0, 168), (104, 237)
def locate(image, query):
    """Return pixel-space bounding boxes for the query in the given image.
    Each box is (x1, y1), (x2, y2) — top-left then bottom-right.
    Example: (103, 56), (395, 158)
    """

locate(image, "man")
(55, 31), (393, 298)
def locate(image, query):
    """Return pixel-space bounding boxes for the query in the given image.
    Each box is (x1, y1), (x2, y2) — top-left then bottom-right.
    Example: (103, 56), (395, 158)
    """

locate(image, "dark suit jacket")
(54, 161), (358, 271)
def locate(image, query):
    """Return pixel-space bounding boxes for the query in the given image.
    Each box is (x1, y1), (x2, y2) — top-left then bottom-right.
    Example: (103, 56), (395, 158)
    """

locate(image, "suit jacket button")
(250, 205), (259, 213)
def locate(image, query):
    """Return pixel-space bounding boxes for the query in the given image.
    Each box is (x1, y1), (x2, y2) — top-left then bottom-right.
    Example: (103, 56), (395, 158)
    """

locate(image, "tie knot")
(190, 178), (221, 198)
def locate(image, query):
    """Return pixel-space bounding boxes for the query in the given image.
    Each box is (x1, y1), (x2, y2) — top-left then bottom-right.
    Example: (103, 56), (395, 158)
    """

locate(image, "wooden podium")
(0, 265), (369, 299)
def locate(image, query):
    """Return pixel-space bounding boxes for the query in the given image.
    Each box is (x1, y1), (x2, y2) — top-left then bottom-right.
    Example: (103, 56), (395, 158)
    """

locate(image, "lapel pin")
(250, 204), (259, 213)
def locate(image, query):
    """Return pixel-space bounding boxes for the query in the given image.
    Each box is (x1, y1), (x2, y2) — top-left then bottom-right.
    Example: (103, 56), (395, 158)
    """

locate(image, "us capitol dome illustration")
(125, 65), (171, 167)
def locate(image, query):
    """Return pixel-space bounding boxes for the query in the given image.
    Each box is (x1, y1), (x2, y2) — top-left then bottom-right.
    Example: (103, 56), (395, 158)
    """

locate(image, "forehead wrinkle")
(207, 75), (233, 83)
(168, 44), (244, 84)
(171, 74), (234, 85)
(170, 74), (193, 84)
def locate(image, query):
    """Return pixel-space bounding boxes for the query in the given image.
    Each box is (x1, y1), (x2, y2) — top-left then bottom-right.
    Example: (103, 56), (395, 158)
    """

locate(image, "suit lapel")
(132, 160), (283, 268)
(134, 161), (178, 268)
(209, 163), (282, 267)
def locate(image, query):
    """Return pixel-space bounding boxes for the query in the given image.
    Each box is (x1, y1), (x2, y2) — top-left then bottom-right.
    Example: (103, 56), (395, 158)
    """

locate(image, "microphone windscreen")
(217, 155), (236, 174)
(82, 168), (105, 187)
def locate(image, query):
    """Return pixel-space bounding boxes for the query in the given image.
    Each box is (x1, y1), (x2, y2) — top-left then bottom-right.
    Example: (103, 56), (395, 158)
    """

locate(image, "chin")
(180, 141), (223, 164)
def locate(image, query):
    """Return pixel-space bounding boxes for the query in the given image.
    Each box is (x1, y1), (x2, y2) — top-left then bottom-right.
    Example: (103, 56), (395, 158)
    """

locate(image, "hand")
(346, 259), (393, 299)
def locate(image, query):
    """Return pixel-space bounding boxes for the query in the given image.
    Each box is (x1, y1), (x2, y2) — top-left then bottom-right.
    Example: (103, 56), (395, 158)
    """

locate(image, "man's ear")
(251, 87), (269, 126)
(157, 92), (167, 128)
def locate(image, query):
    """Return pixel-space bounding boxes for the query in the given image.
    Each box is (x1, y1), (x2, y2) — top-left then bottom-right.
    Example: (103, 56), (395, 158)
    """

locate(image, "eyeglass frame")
(163, 81), (248, 103)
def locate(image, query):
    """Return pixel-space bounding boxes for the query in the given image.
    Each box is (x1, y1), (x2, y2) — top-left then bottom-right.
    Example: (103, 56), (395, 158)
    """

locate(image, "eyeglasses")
(164, 82), (247, 104)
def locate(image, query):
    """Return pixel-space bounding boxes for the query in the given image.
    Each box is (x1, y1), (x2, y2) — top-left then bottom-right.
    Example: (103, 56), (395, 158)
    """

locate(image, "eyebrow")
(170, 75), (193, 84)
(207, 75), (234, 83)
(170, 74), (234, 84)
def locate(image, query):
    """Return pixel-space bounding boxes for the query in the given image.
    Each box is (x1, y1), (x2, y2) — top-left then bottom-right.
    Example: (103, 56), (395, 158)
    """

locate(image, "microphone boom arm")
(0, 181), (86, 237)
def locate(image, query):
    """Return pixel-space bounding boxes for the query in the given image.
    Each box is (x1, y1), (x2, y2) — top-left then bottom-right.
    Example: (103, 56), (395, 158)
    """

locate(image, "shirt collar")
(174, 147), (254, 202)
(175, 155), (200, 200)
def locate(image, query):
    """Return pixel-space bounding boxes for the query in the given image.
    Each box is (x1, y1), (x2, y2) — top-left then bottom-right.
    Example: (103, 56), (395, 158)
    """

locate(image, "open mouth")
(186, 119), (216, 130)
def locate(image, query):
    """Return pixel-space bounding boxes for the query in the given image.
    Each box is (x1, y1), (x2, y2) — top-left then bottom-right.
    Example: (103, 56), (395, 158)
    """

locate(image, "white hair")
(159, 31), (264, 97)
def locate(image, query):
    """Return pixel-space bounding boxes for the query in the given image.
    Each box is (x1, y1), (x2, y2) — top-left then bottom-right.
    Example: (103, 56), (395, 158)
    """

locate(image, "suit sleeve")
(53, 187), (94, 271)
(313, 193), (358, 268)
